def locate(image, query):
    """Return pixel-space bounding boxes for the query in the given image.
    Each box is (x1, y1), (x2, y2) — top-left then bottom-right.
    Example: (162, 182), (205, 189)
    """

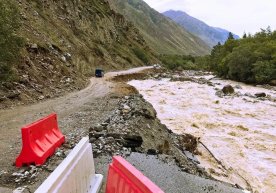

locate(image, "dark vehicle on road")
(95, 69), (104, 78)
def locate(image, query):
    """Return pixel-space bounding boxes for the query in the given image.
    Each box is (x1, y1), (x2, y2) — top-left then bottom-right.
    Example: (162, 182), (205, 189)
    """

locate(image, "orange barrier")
(105, 156), (164, 193)
(16, 113), (65, 167)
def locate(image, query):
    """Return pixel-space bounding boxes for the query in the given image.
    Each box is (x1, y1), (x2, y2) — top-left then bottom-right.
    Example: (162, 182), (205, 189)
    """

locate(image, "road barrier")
(105, 156), (164, 193)
(16, 113), (65, 167)
(35, 137), (103, 193)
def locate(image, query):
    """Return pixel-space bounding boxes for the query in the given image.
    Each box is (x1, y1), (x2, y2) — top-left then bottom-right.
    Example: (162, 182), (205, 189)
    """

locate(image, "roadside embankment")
(0, 67), (245, 193)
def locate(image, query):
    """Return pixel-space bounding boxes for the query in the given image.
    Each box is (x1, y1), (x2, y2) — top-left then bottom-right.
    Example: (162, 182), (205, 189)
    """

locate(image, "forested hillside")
(206, 29), (276, 84)
(160, 29), (276, 85)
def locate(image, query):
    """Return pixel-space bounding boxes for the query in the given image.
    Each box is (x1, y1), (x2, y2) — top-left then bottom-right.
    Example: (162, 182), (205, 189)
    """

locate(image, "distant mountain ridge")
(109, 0), (211, 55)
(163, 10), (239, 47)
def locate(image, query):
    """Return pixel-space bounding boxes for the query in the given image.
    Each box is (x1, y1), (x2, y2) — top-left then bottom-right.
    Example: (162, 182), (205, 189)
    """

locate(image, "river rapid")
(128, 71), (276, 193)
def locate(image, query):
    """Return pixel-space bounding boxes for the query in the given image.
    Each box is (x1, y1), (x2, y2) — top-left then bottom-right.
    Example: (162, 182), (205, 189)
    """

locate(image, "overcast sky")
(143, 0), (276, 36)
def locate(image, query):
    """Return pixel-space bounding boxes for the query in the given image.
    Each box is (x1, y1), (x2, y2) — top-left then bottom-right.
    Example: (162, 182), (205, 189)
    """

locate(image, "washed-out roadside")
(0, 67), (245, 193)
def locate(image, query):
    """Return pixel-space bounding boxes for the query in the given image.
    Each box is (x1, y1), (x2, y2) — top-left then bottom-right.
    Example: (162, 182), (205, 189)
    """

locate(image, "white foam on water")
(129, 76), (276, 193)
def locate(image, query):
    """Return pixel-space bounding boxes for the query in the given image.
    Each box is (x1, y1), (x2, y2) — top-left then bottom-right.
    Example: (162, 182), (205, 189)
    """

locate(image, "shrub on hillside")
(160, 55), (201, 70)
(0, 0), (23, 81)
(132, 47), (149, 64)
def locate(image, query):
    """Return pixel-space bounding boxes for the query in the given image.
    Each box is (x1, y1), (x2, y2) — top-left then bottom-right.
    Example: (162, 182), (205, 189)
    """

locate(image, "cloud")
(143, 0), (276, 36)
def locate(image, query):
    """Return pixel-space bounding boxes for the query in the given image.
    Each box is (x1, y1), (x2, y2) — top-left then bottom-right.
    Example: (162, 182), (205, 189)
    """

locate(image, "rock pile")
(90, 94), (209, 177)
(89, 94), (157, 158)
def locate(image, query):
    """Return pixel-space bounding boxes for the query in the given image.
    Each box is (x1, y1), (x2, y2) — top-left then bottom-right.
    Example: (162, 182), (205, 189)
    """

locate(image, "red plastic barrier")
(16, 113), (65, 167)
(105, 156), (164, 193)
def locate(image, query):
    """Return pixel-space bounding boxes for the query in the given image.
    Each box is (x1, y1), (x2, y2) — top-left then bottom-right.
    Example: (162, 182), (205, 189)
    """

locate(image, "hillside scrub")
(159, 54), (210, 71)
(0, 0), (23, 81)
(132, 47), (149, 64)
(205, 29), (276, 84)
(160, 55), (196, 70)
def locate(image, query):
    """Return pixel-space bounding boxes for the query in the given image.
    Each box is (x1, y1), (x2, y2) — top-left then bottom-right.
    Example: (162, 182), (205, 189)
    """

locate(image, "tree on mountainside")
(205, 27), (276, 84)
(227, 32), (234, 40)
(0, 0), (23, 81)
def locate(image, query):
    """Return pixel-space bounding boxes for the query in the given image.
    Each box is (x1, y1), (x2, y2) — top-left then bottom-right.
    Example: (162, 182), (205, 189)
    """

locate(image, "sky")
(143, 0), (276, 36)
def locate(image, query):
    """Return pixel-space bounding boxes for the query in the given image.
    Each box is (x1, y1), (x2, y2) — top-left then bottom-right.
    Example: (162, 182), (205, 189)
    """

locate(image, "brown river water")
(129, 73), (276, 193)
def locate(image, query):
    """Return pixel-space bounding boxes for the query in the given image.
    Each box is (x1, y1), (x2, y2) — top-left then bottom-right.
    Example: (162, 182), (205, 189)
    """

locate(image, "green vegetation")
(0, 0), (23, 81)
(205, 29), (276, 84)
(160, 55), (196, 70)
(161, 29), (276, 85)
(159, 54), (211, 71)
(132, 47), (149, 64)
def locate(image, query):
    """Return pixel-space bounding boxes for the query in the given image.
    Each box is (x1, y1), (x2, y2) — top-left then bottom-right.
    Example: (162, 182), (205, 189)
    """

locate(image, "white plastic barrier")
(35, 137), (103, 193)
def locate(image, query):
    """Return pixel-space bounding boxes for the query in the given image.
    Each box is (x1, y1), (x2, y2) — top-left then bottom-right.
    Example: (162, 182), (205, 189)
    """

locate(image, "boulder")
(244, 92), (254, 97)
(30, 44), (38, 50)
(7, 91), (20, 99)
(222, 85), (235, 94)
(269, 80), (276, 86)
(255, 92), (266, 98)
(215, 90), (224, 98)
(61, 56), (66, 63)
(234, 85), (242, 89)
(13, 187), (30, 193)
(89, 124), (104, 132)
(122, 104), (131, 114)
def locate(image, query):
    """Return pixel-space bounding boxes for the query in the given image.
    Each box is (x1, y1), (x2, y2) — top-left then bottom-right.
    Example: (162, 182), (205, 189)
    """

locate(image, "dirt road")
(0, 67), (152, 190)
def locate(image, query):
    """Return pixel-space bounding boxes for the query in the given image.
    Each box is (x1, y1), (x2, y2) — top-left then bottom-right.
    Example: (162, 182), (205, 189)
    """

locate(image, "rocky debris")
(171, 76), (193, 82)
(64, 53), (72, 61)
(255, 92), (266, 98)
(153, 64), (161, 69)
(6, 128), (84, 188)
(151, 71), (275, 103)
(270, 80), (276, 86)
(90, 94), (210, 178)
(244, 92), (254, 97)
(11, 165), (40, 185)
(60, 56), (66, 63)
(215, 90), (224, 98)
(1, 38), (86, 109)
(151, 70), (217, 88)
(173, 133), (199, 154)
(13, 186), (30, 193)
(234, 85), (242, 89)
(38, 95), (45, 100)
(183, 151), (200, 164)
(222, 85), (235, 95)
(7, 91), (21, 100)
(30, 44), (38, 50)
(88, 95), (150, 158)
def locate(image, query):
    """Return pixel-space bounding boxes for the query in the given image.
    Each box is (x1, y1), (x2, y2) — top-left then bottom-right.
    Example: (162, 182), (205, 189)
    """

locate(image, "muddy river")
(129, 73), (276, 193)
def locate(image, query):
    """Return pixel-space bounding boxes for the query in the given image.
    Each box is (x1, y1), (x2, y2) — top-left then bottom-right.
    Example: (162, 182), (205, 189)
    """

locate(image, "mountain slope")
(163, 10), (239, 47)
(0, 0), (158, 107)
(109, 0), (211, 55)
